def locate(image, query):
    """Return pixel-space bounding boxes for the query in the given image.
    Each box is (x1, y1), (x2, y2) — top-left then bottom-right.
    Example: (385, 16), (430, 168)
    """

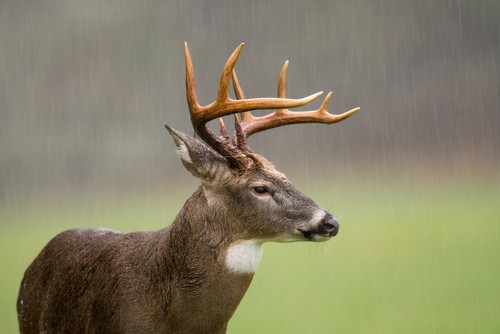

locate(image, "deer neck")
(161, 186), (260, 332)
(168, 185), (263, 271)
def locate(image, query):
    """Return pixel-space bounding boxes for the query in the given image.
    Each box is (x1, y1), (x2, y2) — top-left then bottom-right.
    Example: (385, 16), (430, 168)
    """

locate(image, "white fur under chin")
(225, 240), (263, 274)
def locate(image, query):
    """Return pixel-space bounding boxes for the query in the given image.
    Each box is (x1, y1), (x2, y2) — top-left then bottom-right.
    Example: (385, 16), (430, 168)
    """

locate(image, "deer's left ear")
(165, 125), (229, 181)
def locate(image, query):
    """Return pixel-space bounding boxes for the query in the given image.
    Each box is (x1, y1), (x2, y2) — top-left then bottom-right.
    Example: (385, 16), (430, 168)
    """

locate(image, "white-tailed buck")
(17, 43), (359, 333)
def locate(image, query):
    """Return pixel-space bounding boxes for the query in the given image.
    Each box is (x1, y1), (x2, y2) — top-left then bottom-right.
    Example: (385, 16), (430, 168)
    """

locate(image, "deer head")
(166, 43), (359, 246)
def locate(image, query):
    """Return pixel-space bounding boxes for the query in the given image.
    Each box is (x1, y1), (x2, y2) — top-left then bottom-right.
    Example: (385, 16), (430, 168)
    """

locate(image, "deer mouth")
(299, 229), (334, 242)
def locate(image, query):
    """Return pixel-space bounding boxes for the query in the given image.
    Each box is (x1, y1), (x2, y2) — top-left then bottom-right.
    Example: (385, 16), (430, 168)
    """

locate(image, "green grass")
(1, 179), (499, 333)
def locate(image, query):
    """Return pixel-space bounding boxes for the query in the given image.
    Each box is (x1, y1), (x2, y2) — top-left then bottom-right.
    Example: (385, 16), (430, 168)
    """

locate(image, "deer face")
(167, 127), (339, 243)
(221, 154), (339, 243)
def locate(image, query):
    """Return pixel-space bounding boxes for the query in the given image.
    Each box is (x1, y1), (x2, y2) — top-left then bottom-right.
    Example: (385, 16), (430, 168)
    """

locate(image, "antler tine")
(184, 42), (199, 114)
(277, 60), (288, 99)
(230, 72), (253, 151)
(215, 44), (244, 107)
(231, 69), (252, 127)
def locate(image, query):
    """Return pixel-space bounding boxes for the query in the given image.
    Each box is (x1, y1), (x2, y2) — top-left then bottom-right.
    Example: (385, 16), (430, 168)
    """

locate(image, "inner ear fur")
(166, 125), (230, 181)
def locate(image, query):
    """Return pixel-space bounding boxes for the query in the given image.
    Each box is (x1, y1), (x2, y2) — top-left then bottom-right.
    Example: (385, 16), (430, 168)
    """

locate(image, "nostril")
(323, 217), (335, 229)
(322, 214), (339, 235)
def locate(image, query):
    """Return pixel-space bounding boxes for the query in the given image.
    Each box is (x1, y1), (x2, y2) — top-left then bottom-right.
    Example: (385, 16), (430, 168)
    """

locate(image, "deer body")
(18, 187), (256, 333)
(18, 43), (358, 333)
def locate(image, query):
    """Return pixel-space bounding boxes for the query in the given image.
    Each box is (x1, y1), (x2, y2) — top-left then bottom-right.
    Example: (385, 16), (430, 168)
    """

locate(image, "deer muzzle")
(300, 213), (339, 241)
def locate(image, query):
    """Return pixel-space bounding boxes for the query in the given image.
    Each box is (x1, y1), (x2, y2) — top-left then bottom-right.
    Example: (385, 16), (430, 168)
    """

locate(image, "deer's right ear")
(165, 125), (228, 181)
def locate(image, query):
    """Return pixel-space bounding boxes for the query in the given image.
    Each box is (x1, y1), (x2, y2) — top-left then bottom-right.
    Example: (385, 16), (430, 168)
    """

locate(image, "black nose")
(321, 213), (339, 236)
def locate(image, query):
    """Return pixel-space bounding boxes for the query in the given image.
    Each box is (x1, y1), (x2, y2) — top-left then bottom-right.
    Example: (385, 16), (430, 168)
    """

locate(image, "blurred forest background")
(1, 0), (498, 203)
(0, 0), (499, 333)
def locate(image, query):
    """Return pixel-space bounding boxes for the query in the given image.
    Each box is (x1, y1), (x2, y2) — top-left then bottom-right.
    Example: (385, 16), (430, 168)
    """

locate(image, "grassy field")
(1, 177), (499, 333)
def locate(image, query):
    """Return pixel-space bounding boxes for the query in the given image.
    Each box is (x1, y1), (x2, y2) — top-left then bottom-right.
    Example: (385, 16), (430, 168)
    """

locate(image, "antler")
(184, 42), (360, 169)
(184, 42), (322, 165)
(232, 61), (360, 138)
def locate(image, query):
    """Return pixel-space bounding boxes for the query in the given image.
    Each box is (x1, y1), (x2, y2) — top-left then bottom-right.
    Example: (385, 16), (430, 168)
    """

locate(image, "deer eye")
(251, 186), (270, 195)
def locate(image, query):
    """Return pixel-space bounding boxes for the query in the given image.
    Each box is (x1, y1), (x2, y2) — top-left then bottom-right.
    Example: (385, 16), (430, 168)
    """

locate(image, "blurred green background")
(1, 0), (499, 333)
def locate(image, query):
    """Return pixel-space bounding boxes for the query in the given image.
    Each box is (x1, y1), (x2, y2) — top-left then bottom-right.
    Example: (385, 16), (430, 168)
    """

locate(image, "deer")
(17, 42), (359, 334)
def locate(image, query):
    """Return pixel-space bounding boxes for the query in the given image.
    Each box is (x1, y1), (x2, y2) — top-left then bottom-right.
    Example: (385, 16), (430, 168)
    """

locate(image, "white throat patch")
(225, 240), (263, 274)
